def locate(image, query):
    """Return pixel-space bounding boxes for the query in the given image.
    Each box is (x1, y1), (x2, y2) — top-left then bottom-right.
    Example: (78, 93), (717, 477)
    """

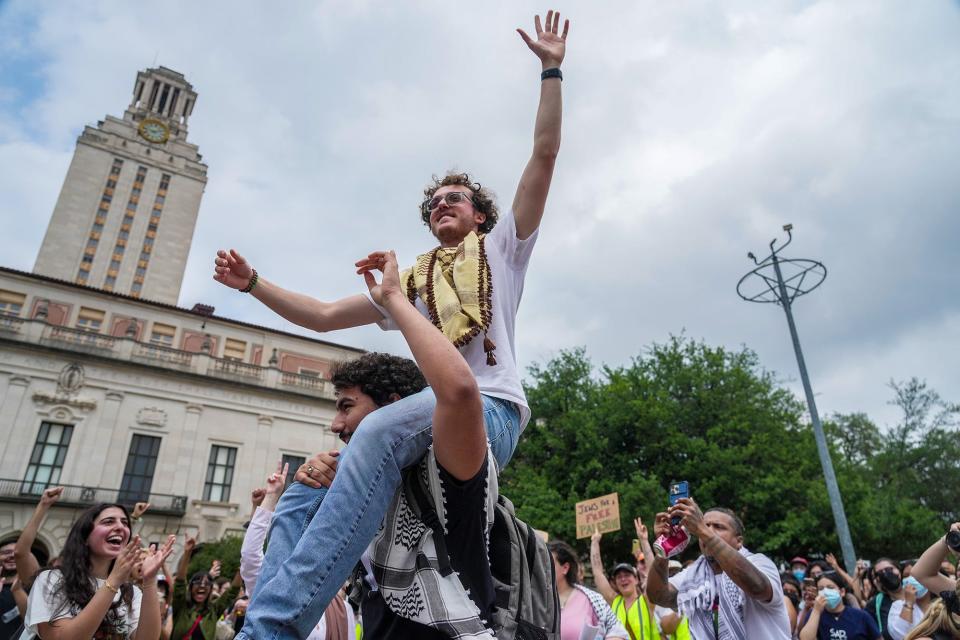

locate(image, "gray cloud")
(1, 0), (958, 430)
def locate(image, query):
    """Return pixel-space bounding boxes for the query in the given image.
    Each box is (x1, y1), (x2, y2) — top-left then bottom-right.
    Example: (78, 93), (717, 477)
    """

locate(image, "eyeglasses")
(423, 191), (474, 212)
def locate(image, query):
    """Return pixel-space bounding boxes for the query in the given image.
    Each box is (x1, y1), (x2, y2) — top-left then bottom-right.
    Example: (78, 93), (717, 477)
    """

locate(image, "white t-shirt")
(670, 551), (791, 639)
(887, 599), (923, 640)
(367, 209), (538, 428)
(21, 569), (142, 639)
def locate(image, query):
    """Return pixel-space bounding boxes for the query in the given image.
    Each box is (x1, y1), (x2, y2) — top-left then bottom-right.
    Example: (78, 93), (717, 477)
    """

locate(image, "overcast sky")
(1, 0), (958, 430)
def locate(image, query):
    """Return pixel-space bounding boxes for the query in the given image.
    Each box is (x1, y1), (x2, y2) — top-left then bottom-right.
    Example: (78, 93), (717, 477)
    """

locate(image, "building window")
(76, 307), (105, 332)
(0, 289), (25, 316)
(149, 322), (176, 346)
(130, 283), (142, 296)
(22, 422), (73, 495)
(281, 454), (305, 489)
(118, 434), (161, 503)
(203, 445), (237, 502)
(104, 275), (116, 289)
(223, 338), (247, 361)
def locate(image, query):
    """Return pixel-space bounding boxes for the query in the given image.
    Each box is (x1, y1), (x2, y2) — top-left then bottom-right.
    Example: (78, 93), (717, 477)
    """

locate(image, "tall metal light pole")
(736, 224), (857, 573)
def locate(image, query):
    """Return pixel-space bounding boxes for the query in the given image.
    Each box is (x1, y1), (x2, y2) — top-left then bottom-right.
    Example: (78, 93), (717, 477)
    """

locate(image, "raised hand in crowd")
(295, 450), (340, 489)
(910, 521), (960, 596)
(634, 515), (684, 635)
(176, 532), (198, 581)
(134, 535), (175, 640)
(826, 551), (863, 603)
(260, 460), (290, 512)
(15, 485), (63, 590)
(250, 487), (266, 511)
(209, 559), (222, 580)
(131, 502), (150, 520)
(589, 531), (618, 604)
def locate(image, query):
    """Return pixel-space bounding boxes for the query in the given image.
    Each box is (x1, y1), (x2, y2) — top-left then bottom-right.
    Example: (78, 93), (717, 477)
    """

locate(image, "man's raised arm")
(513, 11), (569, 240)
(357, 251), (486, 481)
(213, 249), (382, 332)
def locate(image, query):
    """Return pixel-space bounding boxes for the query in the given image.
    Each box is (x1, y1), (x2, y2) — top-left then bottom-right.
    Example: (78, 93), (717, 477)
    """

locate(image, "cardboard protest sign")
(575, 492), (620, 538)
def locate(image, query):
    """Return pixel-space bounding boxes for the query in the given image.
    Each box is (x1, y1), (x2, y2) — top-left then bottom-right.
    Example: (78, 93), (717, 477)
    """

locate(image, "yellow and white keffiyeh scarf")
(400, 231), (497, 365)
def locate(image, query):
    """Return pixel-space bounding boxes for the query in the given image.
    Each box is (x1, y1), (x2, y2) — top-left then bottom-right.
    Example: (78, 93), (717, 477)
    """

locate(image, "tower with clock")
(34, 67), (208, 306)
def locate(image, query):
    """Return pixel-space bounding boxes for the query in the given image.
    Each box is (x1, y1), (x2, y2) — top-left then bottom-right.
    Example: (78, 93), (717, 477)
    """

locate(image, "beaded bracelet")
(240, 269), (259, 293)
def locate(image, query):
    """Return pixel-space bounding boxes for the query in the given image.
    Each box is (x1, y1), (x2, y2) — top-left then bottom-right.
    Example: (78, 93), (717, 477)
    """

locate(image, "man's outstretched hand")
(213, 249), (255, 290)
(517, 10), (569, 69)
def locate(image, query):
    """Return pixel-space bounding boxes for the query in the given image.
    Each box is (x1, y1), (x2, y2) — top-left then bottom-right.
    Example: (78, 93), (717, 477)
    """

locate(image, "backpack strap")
(403, 466), (454, 577)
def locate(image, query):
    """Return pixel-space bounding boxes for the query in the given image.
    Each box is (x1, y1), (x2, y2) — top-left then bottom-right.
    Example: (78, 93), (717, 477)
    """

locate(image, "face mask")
(793, 570), (806, 582)
(903, 576), (928, 598)
(820, 587), (842, 609)
(878, 569), (902, 592)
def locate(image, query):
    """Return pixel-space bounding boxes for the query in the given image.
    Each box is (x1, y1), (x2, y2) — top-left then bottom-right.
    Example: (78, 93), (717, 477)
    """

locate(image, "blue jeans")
(239, 388), (521, 640)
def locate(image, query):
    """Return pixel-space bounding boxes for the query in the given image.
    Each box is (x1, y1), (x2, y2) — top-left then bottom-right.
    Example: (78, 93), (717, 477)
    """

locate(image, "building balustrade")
(1, 317), (335, 400)
(0, 477), (188, 516)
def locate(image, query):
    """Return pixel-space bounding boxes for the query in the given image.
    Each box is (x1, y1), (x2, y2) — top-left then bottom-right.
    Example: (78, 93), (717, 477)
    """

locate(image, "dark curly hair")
(420, 172), (499, 236)
(331, 353), (427, 407)
(53, 503), (134, 633)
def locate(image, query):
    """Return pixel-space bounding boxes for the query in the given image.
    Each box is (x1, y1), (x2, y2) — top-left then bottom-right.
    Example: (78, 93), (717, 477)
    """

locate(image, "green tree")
(502, 338), (828, 566)
(187, 535), (243, 580)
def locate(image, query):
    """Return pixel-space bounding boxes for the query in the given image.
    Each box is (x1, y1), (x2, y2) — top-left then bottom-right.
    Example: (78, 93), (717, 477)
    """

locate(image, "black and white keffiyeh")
(673, 548), (753, 640)
(365, 447), (498, 640)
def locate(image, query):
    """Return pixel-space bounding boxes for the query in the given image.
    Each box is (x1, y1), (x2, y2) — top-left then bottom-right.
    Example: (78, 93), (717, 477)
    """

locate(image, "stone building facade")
(0, 66), (365, 563)
(0, 267), (362, 561)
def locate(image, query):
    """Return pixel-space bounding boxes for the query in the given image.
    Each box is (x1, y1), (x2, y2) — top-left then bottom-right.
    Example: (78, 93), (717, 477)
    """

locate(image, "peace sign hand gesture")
(517, 10), (570, 69)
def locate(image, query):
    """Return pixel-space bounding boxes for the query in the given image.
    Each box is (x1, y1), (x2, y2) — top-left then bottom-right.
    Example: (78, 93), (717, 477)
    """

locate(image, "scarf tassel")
(483, 335), (497, 366)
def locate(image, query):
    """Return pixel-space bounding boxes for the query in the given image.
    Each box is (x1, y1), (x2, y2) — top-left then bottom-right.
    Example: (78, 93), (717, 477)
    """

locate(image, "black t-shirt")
(814, 606), (880, 640)
(0, 584), (23, 640)
(0, 583), (23, 640)
(362, 462), (495, 639)
(869, 593), (895, 640)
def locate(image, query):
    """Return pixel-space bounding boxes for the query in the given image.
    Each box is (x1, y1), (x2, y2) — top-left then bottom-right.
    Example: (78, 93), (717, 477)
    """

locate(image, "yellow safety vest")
(612, 595), (659, 640)
(612, 595), (691, 640)
(670, 616), (691, 640)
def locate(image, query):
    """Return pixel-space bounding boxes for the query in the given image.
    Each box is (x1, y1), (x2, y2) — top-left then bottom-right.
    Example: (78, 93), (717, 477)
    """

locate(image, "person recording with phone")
(645, 497), (791, 639)
(910, 523), (960, 602)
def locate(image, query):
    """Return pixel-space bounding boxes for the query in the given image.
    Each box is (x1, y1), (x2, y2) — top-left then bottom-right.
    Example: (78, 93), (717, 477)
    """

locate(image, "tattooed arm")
(670, 498), (774, 603)
(647, 557), (679, 608)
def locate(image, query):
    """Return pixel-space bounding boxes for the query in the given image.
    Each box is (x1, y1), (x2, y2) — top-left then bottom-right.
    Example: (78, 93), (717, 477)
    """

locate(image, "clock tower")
(33, 67), (207, 305)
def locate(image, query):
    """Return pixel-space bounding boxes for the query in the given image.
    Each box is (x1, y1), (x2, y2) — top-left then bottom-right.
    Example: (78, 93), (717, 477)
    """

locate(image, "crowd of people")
(2, 481), (958, 640)
(2, 8), (958, 640)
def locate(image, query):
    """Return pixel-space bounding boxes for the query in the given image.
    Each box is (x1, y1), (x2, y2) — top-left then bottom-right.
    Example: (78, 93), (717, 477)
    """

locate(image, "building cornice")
(0, 266), (365, 355)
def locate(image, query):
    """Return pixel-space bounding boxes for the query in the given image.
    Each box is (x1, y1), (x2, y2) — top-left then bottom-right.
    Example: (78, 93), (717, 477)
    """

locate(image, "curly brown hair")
(420, 172), (499, 235)
(330, 353), (427, 407)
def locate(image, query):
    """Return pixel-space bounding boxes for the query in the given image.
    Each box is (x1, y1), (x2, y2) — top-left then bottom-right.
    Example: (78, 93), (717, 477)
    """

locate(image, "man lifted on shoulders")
(215, 12), (570, 639)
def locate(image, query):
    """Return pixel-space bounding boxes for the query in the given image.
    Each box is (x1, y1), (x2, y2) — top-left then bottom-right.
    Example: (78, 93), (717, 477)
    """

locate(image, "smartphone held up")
(653, 480), (691, 559)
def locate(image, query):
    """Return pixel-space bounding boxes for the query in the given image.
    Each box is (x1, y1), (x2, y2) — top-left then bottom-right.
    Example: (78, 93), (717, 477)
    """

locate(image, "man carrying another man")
(213, 11), (570, 639)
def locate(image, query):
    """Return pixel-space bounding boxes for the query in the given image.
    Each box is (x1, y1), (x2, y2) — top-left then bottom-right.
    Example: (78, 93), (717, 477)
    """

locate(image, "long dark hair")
(548, 540), (581, 585)
(53, 504), (134, 631)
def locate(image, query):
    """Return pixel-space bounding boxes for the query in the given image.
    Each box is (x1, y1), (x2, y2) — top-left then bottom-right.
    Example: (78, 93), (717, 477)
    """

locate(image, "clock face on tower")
(138, 118), (170, 143)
